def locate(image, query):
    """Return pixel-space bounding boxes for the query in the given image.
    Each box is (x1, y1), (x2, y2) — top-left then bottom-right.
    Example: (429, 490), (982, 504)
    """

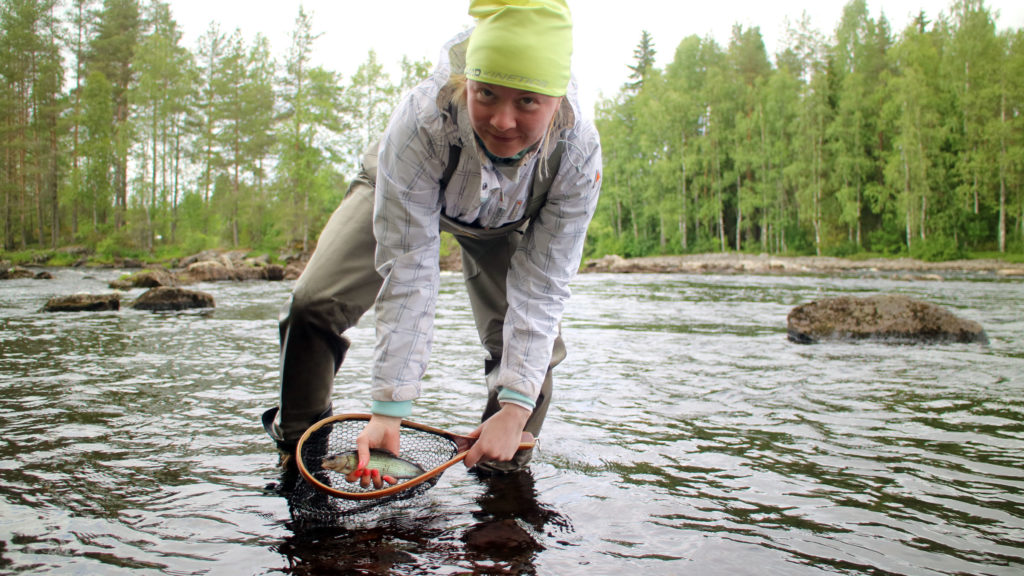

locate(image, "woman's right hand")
(351, 414), (403, 488)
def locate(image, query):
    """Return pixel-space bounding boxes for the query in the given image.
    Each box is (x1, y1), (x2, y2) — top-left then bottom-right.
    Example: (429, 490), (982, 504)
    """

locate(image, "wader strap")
(439, 143), (460, 195)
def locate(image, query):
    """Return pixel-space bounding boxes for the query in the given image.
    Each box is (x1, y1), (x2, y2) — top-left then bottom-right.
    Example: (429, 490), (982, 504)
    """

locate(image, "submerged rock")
(109, 268), (175, 290)
(131, 286), (215, 311)
(1, 266), (45, 280)
(42, 293), (120, 312)
(787, 294), (987, 344)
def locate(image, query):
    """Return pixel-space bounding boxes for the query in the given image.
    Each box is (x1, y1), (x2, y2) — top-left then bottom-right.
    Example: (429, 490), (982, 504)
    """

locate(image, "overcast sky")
(167, 0), (1024, 114)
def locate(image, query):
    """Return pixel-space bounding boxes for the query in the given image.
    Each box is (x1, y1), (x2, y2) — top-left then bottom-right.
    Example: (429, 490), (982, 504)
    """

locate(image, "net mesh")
(287, 417), (460, 521)
(286, 472), (435, 523)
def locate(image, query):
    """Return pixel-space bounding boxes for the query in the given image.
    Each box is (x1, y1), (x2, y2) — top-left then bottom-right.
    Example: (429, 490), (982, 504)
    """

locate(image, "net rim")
(295, 413), (465, 500)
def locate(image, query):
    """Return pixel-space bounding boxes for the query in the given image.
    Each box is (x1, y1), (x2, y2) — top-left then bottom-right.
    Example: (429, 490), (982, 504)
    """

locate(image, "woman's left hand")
(463, 403), (531, 468)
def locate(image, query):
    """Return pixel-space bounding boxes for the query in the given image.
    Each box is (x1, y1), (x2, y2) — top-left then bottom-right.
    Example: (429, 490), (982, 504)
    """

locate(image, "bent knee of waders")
(279, 290), (354, 372)
(275, 294), (352, 453)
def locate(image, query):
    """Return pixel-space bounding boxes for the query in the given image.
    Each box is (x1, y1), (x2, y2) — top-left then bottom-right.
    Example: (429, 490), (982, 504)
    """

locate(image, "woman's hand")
(463, 403), (531, 469)
(351, 414), (403, 488)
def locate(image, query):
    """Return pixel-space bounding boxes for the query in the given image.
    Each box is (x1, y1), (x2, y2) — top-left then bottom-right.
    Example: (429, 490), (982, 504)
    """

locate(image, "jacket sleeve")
(494, 127), (603, 409)
(370, 94), (448, 408)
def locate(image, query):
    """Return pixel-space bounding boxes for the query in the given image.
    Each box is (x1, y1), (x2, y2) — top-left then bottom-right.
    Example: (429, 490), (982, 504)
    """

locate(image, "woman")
(264, 0), (602, 483)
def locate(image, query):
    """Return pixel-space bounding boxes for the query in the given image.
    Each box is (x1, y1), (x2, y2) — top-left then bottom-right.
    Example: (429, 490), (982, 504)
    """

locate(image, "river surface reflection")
(0, 267), (1021, 574)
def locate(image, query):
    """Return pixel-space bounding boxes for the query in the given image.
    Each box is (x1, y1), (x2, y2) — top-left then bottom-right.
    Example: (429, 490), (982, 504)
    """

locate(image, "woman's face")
(466, 80), (562, 159)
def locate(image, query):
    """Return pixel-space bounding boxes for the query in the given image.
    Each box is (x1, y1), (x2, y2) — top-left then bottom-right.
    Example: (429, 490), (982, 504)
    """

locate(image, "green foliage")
(910, 236), (967, 261)
(439, 232), (459, 262)
(586, 0), (1024, 263)
(1, 249), (50, 266)
(974, 249), (1024, 263)
(96, 229), (145, 260)
(824, 241), (862, 258)
(2, 0), (1022, 267)
(780, 223), (816, 256)
(867, 219), (908, 256)
(44, 252), (82, 267)
(342, 49), (394, 171)
(688, 236), (723, 256)
(180, 230), (217, 256)
(0, 2), (427, 260)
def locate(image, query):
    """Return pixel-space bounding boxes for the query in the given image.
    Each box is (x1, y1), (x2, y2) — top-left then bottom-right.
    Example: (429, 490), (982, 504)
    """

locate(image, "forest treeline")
(594, 0), (1024, 260)
(1, 0), (1022, 264)
(1, 0), (431, 261)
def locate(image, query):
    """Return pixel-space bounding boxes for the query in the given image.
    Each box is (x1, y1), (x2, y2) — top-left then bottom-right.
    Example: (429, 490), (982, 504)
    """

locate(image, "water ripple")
(0, 269), (1021, 574)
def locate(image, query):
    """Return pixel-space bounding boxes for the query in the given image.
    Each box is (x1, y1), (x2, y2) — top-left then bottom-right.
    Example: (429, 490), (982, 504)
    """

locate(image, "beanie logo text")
(467, 67), (551, 91)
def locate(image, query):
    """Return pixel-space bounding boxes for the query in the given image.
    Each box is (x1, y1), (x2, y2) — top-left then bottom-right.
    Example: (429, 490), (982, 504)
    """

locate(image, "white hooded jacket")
(371, 28), (602, 413)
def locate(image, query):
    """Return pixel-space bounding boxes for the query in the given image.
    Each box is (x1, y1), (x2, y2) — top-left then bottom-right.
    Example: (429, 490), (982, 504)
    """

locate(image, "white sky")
(168, 0), (1024, 115)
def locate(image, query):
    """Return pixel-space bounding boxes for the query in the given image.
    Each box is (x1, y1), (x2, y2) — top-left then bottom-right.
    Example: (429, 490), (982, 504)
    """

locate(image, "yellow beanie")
(465, 0), (573, 97)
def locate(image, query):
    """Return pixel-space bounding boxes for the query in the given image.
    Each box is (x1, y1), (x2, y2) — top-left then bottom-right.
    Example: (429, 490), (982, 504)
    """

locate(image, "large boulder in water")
(263, 263), (286, 281)
(182, 260), (234, 282)
(177, 255), (286, 283)
(42, 293), (120, 312)
(132, 286), (214, 311)
(787, 294), (987, 344)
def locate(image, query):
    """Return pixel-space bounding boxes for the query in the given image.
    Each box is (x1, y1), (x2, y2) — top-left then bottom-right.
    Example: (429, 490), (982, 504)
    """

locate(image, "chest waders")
(268, 139), (566, 474)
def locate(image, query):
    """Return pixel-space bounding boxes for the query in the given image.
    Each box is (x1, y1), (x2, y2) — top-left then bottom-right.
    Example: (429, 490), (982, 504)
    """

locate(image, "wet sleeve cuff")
(371, 400), (412, 418)
(497, 388), (536, 412)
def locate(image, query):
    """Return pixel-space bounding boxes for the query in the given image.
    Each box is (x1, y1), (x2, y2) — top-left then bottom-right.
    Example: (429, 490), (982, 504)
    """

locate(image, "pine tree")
(995, 28), (1024, 252)
(64, 0), (99, 241)
(726, 24), (771, 252)
(81, 70), (114, 234)
(131, 0), (190, 251)
(0, 0), (64, 249)
(341, 49), (392, 173)
(627, 30), (656, 92)
(662, 35), (704, 251)
(276, 6), (342, 251)
(944, 0), (1002, 250)
(239, 34), (277, 247)
(828, 0), (891, 249)
(88, 0), (141, 232)
(192, 22), (225, 214)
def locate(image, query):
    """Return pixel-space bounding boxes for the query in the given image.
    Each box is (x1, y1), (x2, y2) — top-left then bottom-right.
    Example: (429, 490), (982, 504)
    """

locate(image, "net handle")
(295, 413), (535, 500)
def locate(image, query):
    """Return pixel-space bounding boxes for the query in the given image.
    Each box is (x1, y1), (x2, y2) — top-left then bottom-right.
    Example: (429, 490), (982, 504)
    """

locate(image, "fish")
(321, 449), (425, 480)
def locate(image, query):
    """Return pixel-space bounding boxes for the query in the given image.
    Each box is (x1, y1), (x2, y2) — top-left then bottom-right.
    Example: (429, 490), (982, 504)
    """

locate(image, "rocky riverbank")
(4, 249), (1024, 282)
(581, 253), (1024, 279)
(1, 249), (303, 285)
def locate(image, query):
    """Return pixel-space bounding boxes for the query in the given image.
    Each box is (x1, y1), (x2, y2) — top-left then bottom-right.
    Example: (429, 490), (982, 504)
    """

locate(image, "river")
(0, 267), (1021, 575)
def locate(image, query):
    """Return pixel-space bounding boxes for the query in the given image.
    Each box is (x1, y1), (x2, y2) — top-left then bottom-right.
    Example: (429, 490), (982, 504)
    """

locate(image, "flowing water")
(0, 266), (1021, 575)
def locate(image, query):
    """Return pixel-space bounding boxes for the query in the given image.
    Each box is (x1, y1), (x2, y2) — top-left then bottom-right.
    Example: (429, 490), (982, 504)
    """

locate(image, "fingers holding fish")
(342, 466), (395, 488)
